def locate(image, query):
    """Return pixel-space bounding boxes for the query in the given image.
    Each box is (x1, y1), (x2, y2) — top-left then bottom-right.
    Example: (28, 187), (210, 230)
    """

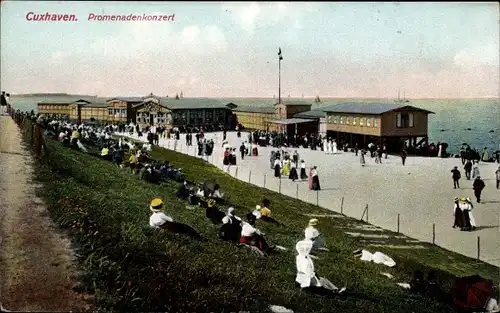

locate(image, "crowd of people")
(5, 105), (500, 312)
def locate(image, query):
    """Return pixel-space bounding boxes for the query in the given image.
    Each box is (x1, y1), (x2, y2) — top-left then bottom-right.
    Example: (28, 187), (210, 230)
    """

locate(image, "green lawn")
(33, 136), (499, 313)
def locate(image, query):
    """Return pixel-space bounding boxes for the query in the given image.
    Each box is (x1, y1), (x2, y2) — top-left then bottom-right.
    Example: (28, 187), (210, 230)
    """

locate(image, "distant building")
(233, 100), (315, 135)
(131, 93), (236, 130)
(322, 102), (434, 151)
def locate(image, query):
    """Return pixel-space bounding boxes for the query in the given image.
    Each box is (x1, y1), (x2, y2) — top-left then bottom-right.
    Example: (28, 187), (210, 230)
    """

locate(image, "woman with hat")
(240, 213), (273, 253)
(462, 197), (477, 231)
(148, 198), (203, 239)
(203, 198), (226, 224)
(219, 207), (242, 243)
(305, 219), (327, 251)
(149, 198), (174, 228)
(452, 197), (465, 230)
(311, 166), (321, 191)
(300, 160), (308, 180)
(295, 239), (345, 295)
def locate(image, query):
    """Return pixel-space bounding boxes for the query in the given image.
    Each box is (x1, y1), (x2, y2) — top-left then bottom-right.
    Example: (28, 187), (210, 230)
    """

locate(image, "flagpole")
(278, 53), (281, 104)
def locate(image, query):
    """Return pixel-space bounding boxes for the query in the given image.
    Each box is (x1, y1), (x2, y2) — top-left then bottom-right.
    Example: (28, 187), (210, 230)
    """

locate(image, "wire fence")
(111, 132), (498, 265)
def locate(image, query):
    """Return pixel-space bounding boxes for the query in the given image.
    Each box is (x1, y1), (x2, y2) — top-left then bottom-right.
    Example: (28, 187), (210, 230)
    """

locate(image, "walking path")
(125, 131), (500, 267)
(0, 116), (91, 311)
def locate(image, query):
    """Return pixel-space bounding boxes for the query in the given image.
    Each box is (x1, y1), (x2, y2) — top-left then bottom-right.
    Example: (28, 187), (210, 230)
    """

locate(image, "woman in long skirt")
(312, 166), (321, 191)
(308, 167), (314, 190)
(223, 149), (230, 166)
(300, 160), (308, 180)
(360, 149), (366, 167)
(452, 197), (465, 229)
(289, 162), (299, 181)
(282, 158), (290, 176)
(270, 151), (276, 169)
(274, 159), (282, 178)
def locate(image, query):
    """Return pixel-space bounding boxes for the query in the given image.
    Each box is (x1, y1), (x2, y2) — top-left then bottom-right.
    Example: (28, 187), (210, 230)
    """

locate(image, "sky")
(0, 1), (499, 98)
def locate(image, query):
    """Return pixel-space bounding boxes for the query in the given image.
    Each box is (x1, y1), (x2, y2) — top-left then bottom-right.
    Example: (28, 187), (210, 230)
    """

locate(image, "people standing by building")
(472, 176), (485, 203)
(400, 148), (407, 166)
(451, 166), (461, 189)
(360, 149), (366, 167)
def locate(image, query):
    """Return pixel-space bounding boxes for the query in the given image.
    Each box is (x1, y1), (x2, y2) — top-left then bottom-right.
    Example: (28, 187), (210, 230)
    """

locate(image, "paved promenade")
(126, 131), (500, 267)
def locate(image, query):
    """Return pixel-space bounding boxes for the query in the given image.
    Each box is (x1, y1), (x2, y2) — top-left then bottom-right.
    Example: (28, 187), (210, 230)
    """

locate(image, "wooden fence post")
(340, 196), (344, 215)
(365, 204), (369, 222)
(316, 190), (319, 207)
(296, 184), (299, 199)
(235, 167), (238, 178)
(397, 214), (400, 234)
(263, 174), (266, 188)
(432, 223), (436, 245)
(477, 236), (481, 260)
(279, 177), (282, 194)
(248, 170), (252, 183)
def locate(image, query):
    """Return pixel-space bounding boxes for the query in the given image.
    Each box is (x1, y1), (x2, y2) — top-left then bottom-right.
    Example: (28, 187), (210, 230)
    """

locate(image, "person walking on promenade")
(472, 165), (481, 179)
(495, 166), (500, 189)
(401, 148), (408, 166)
(451, 166), (461, 189)
(464, 160), (472, 180)
(452, 197), (465, 230)
(472, 176), (485, 203)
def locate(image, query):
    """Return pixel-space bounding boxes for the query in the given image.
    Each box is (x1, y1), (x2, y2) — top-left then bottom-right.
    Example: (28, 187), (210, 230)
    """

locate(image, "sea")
(7, 96), (500, 154)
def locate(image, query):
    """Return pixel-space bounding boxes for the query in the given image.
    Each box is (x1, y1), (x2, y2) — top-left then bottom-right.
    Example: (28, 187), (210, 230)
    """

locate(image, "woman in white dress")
(295, 240), (344, 294)
(323, 138), (328, 153)
(327, 140), (333, 154)
(332, 140), (338, 154)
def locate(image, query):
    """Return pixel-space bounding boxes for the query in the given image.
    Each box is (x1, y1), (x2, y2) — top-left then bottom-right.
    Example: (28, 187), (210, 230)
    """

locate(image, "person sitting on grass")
(304, 219), (328, 251)
(100, 145), (111, 161)
(148, 198), (203, 240)
(219, 207), (243, 243)
(202, 198), (226, 225)
(239, 213), (275, 254)
(295, 239), (346, 295)
(176, 180), (191, 200)
(251, 199), (282, 226)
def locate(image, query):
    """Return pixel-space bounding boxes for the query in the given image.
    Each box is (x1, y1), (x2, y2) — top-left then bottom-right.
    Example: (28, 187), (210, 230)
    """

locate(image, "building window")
(108, 108), (113, 115)
(360, 118), (365, 126)
(346, 117), (351, 125)
(367, 118), (371, 127)
(340, 117), (344, 124)
(121, 109), (127, 116)
(205, 109), (214, 124)
(396, 112), (414, 128)
(215, 109), (225, 123)
(190, 110), (203, 124)
(353, 117), (357, 126)
(374, 118), (378, 127)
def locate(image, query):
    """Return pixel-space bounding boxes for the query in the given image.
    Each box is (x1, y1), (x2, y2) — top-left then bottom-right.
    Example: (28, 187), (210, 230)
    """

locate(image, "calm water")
(9, 96), (500, 154)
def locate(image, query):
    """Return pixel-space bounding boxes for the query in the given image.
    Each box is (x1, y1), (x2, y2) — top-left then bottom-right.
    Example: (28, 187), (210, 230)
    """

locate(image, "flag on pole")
(278, 48), (283, 60)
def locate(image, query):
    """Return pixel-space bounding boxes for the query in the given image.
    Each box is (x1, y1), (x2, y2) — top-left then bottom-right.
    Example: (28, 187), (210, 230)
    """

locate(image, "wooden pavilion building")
(322, 102), (434, 152)
(130, 93), (236, 131)
(232, 100), (316, 135)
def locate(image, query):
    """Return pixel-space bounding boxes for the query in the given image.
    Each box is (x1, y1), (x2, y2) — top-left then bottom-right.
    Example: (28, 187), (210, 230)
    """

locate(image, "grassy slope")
(34, 137), (499, 313)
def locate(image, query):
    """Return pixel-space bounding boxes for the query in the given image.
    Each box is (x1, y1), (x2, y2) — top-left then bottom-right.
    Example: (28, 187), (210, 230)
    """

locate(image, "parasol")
(451, 275), (493, 311)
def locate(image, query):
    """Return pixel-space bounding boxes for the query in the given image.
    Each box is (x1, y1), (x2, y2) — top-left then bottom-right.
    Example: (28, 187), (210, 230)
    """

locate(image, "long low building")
(322, 102), (434, 151)
(37, 94), (237, 129)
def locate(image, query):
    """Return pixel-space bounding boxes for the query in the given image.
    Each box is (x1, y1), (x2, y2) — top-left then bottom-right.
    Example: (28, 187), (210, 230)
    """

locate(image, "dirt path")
(0, 116), (91, 311)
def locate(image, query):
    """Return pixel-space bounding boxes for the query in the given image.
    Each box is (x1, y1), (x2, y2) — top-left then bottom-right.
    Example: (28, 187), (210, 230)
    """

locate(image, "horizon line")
(7, 93), (499, 101)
